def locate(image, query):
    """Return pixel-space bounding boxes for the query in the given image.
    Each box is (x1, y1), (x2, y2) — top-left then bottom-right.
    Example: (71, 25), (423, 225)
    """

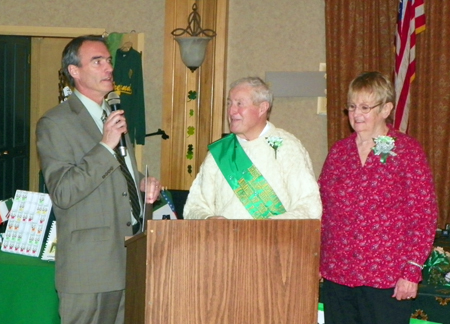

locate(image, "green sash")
(208, 134), (286, 219)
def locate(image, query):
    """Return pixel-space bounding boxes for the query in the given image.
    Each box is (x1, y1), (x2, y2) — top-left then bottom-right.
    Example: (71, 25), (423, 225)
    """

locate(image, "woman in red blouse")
(319, 71), (438, 324)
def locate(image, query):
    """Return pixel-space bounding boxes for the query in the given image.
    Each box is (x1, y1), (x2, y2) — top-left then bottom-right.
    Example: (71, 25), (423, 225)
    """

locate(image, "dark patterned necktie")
(102, 110), (141, 223)
(101, 109), (108, 124)
(115, 149), (141, 223)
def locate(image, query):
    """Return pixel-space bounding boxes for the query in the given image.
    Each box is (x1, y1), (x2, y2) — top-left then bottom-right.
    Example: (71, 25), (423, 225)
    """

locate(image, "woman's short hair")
(348, 71), (395, 106)
(61, 35), (106, 87)
(229, 76), (274, 113)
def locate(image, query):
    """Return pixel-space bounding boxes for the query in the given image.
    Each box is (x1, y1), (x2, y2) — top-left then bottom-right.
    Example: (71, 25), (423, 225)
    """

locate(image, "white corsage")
(372, 135), (397, 164)
(266, 136), (283, 159)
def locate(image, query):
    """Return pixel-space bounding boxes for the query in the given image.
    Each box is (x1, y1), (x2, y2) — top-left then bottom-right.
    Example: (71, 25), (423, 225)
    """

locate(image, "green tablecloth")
(413, 233), (450, 324)
(411, 283), (450, 324)
(0, 251), (59, 324)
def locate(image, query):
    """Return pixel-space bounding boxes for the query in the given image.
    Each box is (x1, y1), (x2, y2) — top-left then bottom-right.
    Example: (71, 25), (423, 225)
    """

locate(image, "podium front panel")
(126, 219), (321, 324)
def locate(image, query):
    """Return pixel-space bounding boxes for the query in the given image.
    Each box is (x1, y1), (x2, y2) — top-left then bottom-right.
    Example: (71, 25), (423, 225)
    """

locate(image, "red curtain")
(325, 0), (450, 227)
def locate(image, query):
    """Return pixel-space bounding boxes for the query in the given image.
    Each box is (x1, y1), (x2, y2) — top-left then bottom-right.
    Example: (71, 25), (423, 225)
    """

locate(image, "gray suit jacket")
(36, 95), (142, 294)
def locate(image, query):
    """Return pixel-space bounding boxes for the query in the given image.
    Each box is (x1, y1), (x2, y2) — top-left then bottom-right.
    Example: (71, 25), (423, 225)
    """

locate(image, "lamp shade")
(175, 37), (212, 72)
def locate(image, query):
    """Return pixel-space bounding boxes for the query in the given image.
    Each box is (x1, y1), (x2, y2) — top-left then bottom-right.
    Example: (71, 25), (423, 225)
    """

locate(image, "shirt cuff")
(100, 142), (116, 155)
(401, 262), (423, 283)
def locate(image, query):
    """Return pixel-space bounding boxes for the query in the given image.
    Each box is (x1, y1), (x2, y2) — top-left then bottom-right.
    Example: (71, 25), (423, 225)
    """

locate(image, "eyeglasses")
(346, 103), (382, 114)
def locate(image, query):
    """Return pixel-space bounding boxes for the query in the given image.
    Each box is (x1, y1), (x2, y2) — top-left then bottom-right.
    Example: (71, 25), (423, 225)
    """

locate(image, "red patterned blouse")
(319, 127), (438, 288)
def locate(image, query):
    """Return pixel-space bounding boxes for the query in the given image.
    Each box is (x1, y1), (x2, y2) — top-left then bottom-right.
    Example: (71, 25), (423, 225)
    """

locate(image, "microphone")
(106, 91), (127, 157)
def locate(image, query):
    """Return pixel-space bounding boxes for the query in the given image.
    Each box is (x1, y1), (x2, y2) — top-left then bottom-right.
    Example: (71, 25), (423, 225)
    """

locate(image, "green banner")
(209, 134), (286, 219)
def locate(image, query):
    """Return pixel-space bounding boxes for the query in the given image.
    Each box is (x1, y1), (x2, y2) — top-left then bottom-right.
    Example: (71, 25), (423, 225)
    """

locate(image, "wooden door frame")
(0, 26), (105, 192)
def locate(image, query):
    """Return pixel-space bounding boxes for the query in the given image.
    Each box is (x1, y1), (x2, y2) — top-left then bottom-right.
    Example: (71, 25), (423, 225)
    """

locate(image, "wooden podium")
(125, 219), (321, 324)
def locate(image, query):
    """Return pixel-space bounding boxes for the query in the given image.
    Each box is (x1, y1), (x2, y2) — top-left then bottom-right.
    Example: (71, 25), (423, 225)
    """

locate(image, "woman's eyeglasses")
(346, 103), (382, 114)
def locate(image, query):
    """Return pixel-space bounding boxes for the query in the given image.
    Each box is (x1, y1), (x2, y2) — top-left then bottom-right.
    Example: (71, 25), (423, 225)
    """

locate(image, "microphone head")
(106, 91), (120, 106)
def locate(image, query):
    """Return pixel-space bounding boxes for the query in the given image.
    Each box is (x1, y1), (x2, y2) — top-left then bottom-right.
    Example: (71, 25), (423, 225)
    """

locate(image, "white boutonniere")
(266, 136), (283, 159)
(372, 135), (397, 164)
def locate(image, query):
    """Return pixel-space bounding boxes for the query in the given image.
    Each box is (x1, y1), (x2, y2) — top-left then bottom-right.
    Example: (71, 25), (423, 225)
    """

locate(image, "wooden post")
(161, 0), (229, 190)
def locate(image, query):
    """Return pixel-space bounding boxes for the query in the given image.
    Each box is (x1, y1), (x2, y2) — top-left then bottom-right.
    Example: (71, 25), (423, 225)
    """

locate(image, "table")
(411, 283), (450, 324)
(411, 234), (450, 324)
(0, 251), (59, 324)
(434, 233), (450, 251)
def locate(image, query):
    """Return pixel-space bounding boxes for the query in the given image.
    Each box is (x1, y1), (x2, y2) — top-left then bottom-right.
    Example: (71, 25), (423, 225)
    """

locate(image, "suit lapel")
(67, 94), (142, 182)
(67, 95), (103, 143)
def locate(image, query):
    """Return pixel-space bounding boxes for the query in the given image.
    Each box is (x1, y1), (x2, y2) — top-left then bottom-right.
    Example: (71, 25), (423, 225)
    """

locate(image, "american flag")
(394, 0), (426, 133)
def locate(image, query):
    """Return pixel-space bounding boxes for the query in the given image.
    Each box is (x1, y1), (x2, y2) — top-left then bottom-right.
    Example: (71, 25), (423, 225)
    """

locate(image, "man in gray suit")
(36, 35), (160, 324)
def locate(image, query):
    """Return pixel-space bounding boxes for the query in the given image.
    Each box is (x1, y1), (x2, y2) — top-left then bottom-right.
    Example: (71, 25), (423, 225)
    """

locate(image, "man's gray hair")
(229, 77), (274, 113)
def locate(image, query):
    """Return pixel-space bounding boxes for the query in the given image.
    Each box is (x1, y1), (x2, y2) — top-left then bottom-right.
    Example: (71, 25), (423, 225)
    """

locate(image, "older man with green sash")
(183, 77), (322, 220)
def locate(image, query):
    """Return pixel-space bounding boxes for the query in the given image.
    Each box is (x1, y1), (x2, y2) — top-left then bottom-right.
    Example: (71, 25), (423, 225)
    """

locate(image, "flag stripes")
(394, 0), (426, 133)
